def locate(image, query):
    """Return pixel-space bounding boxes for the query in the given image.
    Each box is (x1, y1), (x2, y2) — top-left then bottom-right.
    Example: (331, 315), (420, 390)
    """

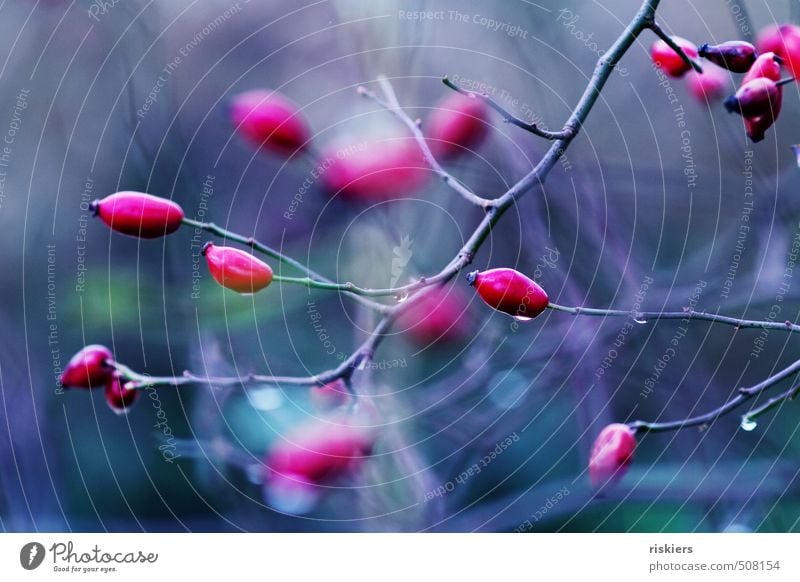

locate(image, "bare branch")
(548, 302), (800, 334)
(629, 359), (800, 433)
(442, 76), (575, 140)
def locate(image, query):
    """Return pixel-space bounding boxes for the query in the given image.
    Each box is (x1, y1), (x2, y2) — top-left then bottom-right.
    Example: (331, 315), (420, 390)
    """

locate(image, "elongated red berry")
(724, 77), (781, 118)
(321, 140), (428, 201)
(427, 92), (490, 159)
(229, 89), (311, 154)
(756, 23), (800, 76)
(589, 423), (636, 487)
(264, 422), (373, 483)
(698, 41), (757, 73)
(740, 52), (785, 142)
(104, 373), (138, 415)
(467, 268), (549, 320)
(397, 286), (470, 344)
(91, 191), (184, 238)
(686, 64), (728, 102)
(202, 242), (273, 294)
(743, 52), (782, 84)
(60, 345), (114, 389)
(651, 36), (698, 78)
(309, 380), (351, 412)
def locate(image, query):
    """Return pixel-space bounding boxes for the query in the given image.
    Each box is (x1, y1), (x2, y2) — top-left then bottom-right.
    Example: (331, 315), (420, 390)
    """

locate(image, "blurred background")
(1, 0), (800, 532)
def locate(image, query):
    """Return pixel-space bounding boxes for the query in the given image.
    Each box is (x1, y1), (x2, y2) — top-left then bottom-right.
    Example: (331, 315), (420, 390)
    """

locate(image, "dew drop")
(512, 315), (532, 322)
(357, 358), (368, 370)
(395, 291), (409, 303)
(632, 313), (647, 324)
(740, 417), (757, 432)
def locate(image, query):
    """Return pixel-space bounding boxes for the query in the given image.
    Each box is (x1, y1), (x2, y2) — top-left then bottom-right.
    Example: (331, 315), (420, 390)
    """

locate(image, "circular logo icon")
(19, 542), (45, 570)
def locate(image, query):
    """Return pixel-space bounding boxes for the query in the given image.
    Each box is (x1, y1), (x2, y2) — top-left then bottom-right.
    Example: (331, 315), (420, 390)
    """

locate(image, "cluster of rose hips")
(76, 25), (799, 495)
(651, 23), (799, 142)
(68, 86), (571, 510)
(59, 345), (137, 414)
(229, 87), (491, 200)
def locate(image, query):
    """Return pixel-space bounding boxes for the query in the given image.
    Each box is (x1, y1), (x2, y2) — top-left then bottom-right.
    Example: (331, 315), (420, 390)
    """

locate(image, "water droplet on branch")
(740, 417), (757, 431)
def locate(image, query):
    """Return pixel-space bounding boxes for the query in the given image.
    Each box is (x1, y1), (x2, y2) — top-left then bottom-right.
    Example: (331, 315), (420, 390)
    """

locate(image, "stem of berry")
(647, 20), (704, 72)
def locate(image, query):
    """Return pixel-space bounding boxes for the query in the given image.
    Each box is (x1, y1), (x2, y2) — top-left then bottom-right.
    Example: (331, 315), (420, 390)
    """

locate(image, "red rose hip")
(686, 64), (728, 102)
(426, 92), (490, 159)
(321, 139), (428, 201)
(229, 89), (311, 154)
(60, 345), (114, 389)
(698, 41), (757, 73)
(589, 423), (636, 487)
(397, 286), (470, 344)
(202, 242), (273, 294)
(756, 23), (800, 76)
(467, 268), (549, 320)
(91, 191), (184, 238)
(743, 52), (782, 84)
(104, 373), (138, 415)
(264, 422), (373, 483)
(651, 36), (698, 78)
(724, 77), (782, 118)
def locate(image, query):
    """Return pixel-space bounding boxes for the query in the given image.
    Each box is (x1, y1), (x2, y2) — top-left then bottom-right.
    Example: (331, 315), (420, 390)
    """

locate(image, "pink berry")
(426, 92), (490, 159)
(202, 242), (273, 294)
(651, 36), (698, 78)
(467, 268), (549, 320)
(60, 345), (114, 389)
(104, 373), (138, 415)
(756, 23), (800, 76)
(91, 191), (184, 239)
(229, 89), (311, 154)
(397, 286), (470, 344)
(264, 422), (373, 483)
(589, 423), (636, 487)
(743, 52), (783, 84)
(320, 140), (428, 201)
(698, 41), (757, 73)
(686, 64), (729, 102)
(724, 77), (782, 118)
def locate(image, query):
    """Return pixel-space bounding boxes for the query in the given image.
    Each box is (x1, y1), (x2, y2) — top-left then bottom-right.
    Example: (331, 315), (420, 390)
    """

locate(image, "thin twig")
(741, 382), (800, 425)
(548, 302), (800, 334)
(629, 359), (800, 433)
(442, 76), (575, 140)
(357, 78), (493, 209)
(115, 287), (422, 390)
